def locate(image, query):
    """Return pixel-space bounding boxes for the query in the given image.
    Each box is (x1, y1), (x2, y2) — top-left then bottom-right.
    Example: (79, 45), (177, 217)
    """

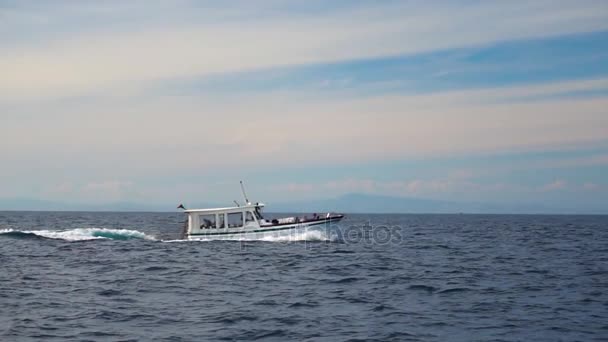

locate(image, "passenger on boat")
(200, 219), (213, 229)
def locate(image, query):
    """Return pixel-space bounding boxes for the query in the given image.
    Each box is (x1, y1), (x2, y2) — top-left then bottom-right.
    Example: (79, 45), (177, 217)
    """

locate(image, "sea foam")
(0, 228), (155, 241)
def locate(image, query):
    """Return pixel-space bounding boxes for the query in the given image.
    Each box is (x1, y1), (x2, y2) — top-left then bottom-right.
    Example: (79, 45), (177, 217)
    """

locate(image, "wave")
(0, 228), (155, 242)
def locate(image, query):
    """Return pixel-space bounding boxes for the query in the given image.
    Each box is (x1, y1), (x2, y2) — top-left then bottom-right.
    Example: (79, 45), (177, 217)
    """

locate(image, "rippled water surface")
(1, 212), (607, 341)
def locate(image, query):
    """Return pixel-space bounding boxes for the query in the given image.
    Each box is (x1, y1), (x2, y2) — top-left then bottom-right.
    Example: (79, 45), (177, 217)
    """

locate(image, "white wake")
(0, 228), (156, 241)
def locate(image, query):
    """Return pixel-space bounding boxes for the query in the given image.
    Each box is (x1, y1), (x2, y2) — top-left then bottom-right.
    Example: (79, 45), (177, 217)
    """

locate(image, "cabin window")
(246, 211), (256, 223)
(199, 214), (216, 229)
(227, 212), (243, 228)
(218, 213), (226, 229)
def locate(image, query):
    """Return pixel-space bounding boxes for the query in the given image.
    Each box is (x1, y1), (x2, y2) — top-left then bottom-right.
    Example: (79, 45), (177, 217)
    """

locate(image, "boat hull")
(187, 215), (343, 241)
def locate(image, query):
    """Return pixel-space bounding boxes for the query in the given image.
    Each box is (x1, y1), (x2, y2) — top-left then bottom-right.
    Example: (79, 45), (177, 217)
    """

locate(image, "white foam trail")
(167, 229), (334, 242)
(258, 229), (331, 242)
(0, 228), (155, 241)
(2, 228), (336, 243)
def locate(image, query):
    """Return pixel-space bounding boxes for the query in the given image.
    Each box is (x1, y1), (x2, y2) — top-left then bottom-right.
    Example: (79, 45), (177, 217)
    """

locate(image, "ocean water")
(0, 212), (606, 341)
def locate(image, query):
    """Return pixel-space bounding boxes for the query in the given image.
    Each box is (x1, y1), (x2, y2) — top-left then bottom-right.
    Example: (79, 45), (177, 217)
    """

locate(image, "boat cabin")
(184, 203), (266, 233)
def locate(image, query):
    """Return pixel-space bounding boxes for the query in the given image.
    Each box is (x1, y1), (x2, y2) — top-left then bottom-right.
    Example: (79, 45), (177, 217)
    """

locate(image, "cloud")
(541, 180), (568, 191)
(583, 182), (601, 191)
(325, 179), (376, 193)
(1, 0), (608, 100)
(271, 176), (607, 203)
(1, 78), (607, 180)
(274, 183), (315, 193)
(271, 177), (521, 200)
(448, 153), (608, 181)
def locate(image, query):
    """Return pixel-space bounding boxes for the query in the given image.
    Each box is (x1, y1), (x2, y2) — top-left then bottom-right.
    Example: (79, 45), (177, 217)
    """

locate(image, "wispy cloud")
(2, 0), (608, 100)
(541, 179), (568, 192)
(2, 78), (607, 178)
(273, 176), (606, 202)
(583, 182), (601, 191)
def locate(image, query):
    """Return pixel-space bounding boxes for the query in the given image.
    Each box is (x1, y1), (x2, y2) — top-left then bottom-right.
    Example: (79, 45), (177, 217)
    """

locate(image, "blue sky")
(1, 0), (607, 211)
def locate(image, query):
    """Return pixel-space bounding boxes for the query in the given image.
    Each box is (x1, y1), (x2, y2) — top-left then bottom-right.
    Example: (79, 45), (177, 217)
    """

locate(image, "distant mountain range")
(1, 193), (605, 214)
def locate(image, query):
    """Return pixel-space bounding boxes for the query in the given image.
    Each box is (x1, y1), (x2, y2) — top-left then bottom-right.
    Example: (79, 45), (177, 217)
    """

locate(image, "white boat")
(178, 183), (344, 240)
(180, 203), (344, 240)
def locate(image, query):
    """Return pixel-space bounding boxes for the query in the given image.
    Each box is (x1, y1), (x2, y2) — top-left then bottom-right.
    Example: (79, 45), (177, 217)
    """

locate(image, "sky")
(1, 0), (608, 211)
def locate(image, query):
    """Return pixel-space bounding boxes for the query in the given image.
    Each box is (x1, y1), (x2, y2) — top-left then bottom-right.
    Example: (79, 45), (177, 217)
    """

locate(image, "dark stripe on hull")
(188, 216), (343, 236)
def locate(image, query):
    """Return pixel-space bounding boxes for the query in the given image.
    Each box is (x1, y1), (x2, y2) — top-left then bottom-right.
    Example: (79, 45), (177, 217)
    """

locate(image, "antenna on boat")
(240, 180), (251, 205)
(233, 200), (240, 207)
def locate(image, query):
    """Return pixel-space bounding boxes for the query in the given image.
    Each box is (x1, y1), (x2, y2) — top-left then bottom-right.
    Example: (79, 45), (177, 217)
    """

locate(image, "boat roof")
(184, 202), (265, 214)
